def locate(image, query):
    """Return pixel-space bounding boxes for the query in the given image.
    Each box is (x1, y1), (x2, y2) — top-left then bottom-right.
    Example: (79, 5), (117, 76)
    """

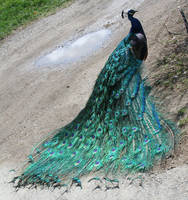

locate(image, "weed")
(179, 117), (188, 127)
(177, 107), (187, 118)
(153, 35), (188, 92)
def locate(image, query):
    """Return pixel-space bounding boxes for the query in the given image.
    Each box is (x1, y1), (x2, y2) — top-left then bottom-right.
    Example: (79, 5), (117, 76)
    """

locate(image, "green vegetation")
(0, 0), (73, 40)
(177, 107), (188, 128)
(177, 107), (187, 118)
(152, 34), (188, 129)
(179, 117), (188, 127)
(154, 36), (188, 92)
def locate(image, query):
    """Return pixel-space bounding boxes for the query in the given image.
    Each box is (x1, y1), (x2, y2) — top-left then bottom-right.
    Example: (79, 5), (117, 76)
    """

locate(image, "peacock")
(12, 9), (178, 189)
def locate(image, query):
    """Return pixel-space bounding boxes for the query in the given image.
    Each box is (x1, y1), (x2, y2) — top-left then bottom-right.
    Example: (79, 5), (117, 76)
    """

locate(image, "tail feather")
(14, 35), (178, 188)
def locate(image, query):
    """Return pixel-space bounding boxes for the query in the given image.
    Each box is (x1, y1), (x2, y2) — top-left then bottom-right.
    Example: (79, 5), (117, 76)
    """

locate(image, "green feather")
(14, 34), (178, 188)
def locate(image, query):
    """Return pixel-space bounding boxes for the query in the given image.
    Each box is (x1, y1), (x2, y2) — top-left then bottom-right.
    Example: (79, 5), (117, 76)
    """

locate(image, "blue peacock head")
(127, 9), (138, 16)
(122, 9), (138, 19)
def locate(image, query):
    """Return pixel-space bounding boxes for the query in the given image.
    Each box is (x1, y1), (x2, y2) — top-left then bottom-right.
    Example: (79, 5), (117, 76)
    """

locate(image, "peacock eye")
(95, 161), (100, 165)
(93, 149), (98, 154)
(112, 148), (116, 152)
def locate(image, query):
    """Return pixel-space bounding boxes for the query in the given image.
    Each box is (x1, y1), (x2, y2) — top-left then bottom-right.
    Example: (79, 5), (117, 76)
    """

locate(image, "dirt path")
(0, 0), (187, 199)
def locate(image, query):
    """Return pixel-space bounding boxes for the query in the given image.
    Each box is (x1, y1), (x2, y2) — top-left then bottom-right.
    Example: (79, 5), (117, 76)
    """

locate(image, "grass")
(177, 107), (188, 128)
(177, 107), (187, 118)
(0, 0), (73, 40)
(179, 117), (188, 127)
(153, 36), (188, 92)
(151, 28), (188, 129)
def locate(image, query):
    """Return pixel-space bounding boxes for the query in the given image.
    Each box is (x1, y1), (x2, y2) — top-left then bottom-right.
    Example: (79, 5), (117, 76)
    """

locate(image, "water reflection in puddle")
(36, 29), (111, 67)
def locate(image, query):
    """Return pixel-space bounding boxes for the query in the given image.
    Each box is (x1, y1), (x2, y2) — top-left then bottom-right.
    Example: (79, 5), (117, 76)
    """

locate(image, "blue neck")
(128, 14), (134, 21)
(128, 14), (146, 39)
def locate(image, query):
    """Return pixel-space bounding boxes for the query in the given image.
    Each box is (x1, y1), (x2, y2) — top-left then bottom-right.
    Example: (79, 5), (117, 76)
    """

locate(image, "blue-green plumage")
(13, 11), (178, 189)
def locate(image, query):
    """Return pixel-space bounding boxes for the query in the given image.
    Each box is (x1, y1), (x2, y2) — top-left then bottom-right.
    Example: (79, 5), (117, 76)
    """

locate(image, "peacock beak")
(126, 10), (138, 15)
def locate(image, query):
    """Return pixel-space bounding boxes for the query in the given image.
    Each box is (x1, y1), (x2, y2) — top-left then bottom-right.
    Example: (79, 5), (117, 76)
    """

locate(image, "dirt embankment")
(0, 0), (187, 199)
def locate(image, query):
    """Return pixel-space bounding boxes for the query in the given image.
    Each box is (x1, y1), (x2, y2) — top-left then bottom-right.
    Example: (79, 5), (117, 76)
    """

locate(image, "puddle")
(36, 29), (111, 67)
